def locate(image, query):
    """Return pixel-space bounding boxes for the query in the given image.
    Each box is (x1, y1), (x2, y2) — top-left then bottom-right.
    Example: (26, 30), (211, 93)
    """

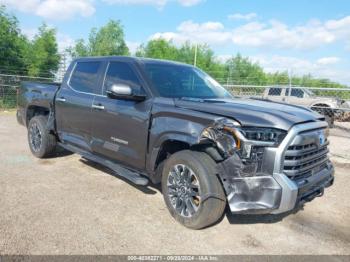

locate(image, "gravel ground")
(0, 112), (349, 255)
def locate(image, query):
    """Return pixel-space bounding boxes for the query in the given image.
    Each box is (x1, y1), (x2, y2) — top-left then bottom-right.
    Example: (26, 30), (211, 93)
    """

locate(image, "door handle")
(56, 97), (66, 102)
(92, 104), (105, 110)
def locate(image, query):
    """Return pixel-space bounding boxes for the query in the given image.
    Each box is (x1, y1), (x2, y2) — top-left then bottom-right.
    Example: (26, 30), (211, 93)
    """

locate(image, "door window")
(268, 88), (282, 96)
(290, 88), (304, 98)
(69, 62), (102, 94)
(103, 62), (141, 93)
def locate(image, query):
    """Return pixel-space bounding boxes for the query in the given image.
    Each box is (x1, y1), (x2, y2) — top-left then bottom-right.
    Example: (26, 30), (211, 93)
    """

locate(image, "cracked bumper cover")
(221, 159), (334, 215)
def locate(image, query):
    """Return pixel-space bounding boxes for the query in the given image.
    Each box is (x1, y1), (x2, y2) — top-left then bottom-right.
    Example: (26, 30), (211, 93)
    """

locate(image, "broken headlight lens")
(239, 127), (287, 145)
(201, 126), (238, 157)
(202, 121), (287, 177)
(200, 119), (287, 163)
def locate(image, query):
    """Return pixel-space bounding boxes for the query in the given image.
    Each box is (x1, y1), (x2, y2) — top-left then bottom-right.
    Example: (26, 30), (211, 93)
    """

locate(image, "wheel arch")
(148, 133), (222, 184)
(310, 102), (332, 108)
(310, 103), (335, 116)
(26, 105), (50, 126)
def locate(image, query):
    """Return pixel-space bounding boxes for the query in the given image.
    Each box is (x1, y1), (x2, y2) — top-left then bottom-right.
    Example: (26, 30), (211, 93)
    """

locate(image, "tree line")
(0, 5), (347, 88)
(0, 6), (59, 78)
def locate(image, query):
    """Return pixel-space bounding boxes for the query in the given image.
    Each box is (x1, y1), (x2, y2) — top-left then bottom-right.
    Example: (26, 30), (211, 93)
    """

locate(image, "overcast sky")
(1, 0), (350, 85)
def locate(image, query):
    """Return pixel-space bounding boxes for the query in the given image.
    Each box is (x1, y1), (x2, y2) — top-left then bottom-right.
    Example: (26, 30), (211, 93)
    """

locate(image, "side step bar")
(58, 143), (149, 186)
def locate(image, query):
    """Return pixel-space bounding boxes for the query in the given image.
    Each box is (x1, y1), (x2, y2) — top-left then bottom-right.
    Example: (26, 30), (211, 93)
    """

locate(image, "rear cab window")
(69, 61), (102, 95)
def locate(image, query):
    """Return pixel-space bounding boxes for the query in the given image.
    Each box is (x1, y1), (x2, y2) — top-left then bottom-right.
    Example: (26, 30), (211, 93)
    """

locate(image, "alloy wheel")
(167, 164), (201, 217)
(29, 122), (42, 152)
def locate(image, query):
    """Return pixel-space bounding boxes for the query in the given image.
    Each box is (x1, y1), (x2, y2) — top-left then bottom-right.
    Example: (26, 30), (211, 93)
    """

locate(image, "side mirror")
(106, 84), (146, 102)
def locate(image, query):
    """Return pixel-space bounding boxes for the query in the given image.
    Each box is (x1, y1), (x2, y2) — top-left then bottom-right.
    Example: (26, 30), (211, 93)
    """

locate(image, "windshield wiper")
(179, 97), (229, 103)
(202, 98), (228, 103)
(180, 97), (205, 102)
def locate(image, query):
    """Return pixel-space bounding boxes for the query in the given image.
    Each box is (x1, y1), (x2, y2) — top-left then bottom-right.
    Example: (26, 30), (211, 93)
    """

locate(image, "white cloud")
(1, 0), (38, 13)
(126, 41), (141, 54)
(36, 0), (95, 20)
(21, 27), (37, 40)
(317, 57), (340, 65)
(231, 20), (335, 49)
(228, 12), (257, 21)
(151, 16), (350, 50)
(2, 0), (204, 13)
(57, 33), (75, 52)
(102, 0), (203, 8)
(103, 0), (166, 7)
(249, 55), (349, 85)
(325, 16), (350, 30)
(151, 20), (231, 45)
(0, 0), (95, 20)
(177, 0), (202, 7)
(177, 20), (224, 32)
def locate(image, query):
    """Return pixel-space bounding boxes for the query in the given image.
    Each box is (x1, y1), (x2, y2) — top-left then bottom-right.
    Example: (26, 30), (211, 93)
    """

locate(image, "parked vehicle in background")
(17, 56), (334, 229)
(263, 86), (349, 127)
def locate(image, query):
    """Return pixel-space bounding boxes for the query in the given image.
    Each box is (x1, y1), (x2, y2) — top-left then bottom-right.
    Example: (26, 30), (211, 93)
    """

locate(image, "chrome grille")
(283, 130), (329, 180)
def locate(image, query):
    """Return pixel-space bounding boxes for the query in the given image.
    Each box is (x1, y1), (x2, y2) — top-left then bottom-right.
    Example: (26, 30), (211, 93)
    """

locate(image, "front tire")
(161, 150), (226, 229)
(28, 115), (57, 158)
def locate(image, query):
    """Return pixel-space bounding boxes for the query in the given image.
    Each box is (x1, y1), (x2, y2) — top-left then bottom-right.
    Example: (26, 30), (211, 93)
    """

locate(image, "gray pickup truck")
(17, 56), (334, 229)
(263, 86), (349, 127)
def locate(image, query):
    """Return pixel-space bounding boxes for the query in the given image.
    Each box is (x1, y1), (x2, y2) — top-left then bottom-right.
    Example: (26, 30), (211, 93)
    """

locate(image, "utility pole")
(57, 52), (67, 82)
(227, 59), (234, 86)
(287, 68), (292, 102)
(288, 68), (292, 89)
(194, 43), (198, 67)
(61, 52), (67, 80)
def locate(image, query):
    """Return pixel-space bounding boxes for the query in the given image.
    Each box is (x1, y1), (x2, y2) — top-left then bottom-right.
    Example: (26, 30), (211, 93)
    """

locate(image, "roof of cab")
(73, 56), (193, 67)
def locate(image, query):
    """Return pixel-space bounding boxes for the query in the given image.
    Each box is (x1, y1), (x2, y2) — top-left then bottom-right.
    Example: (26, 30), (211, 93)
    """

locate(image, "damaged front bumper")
(221, 162), (334, 214)
(225, 175), (282, 214)
(217, 121), (335, 215)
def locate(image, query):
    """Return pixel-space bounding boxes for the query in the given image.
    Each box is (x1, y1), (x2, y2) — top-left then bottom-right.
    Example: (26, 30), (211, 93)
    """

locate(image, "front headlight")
(239, 127), (287, 145)
(200, 119), (287, 176)
(200, 120), (287, 177)
(233, 127), (286, 159)
(200, 119), (287, 157)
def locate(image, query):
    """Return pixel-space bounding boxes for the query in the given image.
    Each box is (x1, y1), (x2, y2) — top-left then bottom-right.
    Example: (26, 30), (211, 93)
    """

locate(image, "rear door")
(90, 60), (152, 170)
(55, 60), (104, 151)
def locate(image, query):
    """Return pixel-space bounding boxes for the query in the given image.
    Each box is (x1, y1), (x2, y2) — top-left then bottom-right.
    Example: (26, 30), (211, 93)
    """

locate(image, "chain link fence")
(0, 73), (54, 110)
(221, 84), (350, 123)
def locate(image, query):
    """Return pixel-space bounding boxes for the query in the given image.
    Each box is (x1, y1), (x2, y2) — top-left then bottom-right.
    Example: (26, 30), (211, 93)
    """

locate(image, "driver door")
(90, 61), (152, 170)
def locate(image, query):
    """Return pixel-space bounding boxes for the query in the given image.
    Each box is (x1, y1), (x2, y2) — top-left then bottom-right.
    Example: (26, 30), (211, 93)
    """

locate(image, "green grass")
(0, 98), (17, 109)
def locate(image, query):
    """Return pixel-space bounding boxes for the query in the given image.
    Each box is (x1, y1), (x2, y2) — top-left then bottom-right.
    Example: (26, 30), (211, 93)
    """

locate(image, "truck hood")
(174, 98), (324, 130)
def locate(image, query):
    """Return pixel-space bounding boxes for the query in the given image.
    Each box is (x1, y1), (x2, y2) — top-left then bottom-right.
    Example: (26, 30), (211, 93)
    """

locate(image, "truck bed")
(17, 81), (61, 126)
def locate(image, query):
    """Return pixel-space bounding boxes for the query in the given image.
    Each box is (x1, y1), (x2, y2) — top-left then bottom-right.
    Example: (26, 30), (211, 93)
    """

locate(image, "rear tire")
(161, 150), (226, 229)
(28, 115), (57, 158)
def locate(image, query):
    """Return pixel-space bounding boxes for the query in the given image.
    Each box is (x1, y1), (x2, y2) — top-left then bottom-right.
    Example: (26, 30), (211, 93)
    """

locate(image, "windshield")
(143, 63), (232, 99)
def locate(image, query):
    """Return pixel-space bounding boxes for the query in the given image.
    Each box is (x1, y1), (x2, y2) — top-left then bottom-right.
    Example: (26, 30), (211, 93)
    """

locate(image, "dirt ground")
(0, 111), (349, 255)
